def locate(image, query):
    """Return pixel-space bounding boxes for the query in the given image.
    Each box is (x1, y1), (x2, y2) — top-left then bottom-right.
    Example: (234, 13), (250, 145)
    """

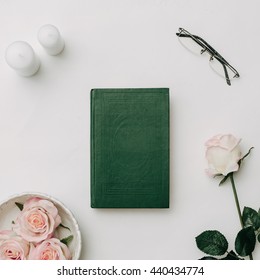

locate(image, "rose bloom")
(13, 197), (61, 243)
(0, 230), (29, 260)
(205, 134), (242, 176)
(28, 238), (71, 260)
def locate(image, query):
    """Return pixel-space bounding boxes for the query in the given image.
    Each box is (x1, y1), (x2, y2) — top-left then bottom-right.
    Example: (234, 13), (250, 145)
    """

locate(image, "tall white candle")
(38, 24), (65, 55)
(5, 41), (40, 77)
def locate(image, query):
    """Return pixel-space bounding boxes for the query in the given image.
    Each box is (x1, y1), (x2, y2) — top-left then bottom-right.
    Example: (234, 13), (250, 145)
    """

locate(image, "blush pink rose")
(205, 134), (242, 176)
(28, 238), (71, 260)
(0, 230), (29, 260)
(13, 197), (61, 243)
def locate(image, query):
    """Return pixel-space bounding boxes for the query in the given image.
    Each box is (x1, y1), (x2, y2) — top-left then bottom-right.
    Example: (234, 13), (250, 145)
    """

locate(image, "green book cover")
(91, 88), (170, 208)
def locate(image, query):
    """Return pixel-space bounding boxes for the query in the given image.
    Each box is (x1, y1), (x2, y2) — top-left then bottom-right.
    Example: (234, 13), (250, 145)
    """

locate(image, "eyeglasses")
(176, 27), (240, 86)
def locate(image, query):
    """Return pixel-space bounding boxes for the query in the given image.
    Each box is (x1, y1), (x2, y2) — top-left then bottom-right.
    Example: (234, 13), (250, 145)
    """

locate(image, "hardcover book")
(91, 88), (169, 208)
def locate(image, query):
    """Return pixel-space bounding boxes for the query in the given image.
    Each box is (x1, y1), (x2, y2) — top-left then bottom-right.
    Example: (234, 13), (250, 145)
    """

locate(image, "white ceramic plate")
(0, 192), (82, 260)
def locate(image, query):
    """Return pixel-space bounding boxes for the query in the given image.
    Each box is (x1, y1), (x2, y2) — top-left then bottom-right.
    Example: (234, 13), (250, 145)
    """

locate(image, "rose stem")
(230, 172), (253, 260)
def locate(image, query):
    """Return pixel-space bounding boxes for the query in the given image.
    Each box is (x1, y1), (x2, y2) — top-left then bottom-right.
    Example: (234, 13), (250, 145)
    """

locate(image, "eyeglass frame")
(176, 28), (240, 86)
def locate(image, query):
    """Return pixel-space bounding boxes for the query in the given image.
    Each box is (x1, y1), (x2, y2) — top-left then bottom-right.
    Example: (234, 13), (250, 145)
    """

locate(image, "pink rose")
(0, 230), (29, 260)
(13, 197), (61, 243)
(205, 134), (242, 176)
(28, 238), (71, 260)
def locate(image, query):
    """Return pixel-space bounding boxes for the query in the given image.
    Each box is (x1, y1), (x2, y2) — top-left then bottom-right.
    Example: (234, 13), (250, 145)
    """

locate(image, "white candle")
(5, 41), (40, 77)
(38, 24), (65, 55)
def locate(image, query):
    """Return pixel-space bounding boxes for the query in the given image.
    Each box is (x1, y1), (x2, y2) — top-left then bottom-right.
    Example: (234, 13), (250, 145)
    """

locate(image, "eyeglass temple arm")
(219, 60), (231, 85)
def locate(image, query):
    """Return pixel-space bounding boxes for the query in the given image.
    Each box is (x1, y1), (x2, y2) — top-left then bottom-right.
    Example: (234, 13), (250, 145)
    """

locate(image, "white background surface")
(0, 0), (260, 260)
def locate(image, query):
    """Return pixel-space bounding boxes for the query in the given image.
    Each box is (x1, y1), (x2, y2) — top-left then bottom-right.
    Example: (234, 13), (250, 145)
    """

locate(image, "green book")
(91, 88), (170, 208)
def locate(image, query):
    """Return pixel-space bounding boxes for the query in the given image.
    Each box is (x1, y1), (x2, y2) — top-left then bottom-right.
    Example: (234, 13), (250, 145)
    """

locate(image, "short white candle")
(5, 41), (40, 77)
(38, 24), (65, 55)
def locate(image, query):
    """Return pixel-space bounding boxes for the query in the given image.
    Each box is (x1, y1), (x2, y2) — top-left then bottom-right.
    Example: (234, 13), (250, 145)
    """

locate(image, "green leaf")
(59, 224), (71, 231)
(257, 233), (260, 243)
(221, 250), (242, 260)
(196, 230), (228, 256)
(235, 227), (256, 257)
(242, 207), (260, 230)
(200, 251), (243, 260)
(15, 202), (23, 211)
(60, 235), (73, 246)
(219, 174), (230, 186)
(199, 256), (218, 260)
(238, 147), (254, 167)
(213, 174), (223, 177)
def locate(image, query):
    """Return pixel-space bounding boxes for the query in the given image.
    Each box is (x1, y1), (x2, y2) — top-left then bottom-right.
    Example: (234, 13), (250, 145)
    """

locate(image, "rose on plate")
(28, 238), (71, 260)
(0, 230), (29, 260)
(13, 197), (62, 243)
